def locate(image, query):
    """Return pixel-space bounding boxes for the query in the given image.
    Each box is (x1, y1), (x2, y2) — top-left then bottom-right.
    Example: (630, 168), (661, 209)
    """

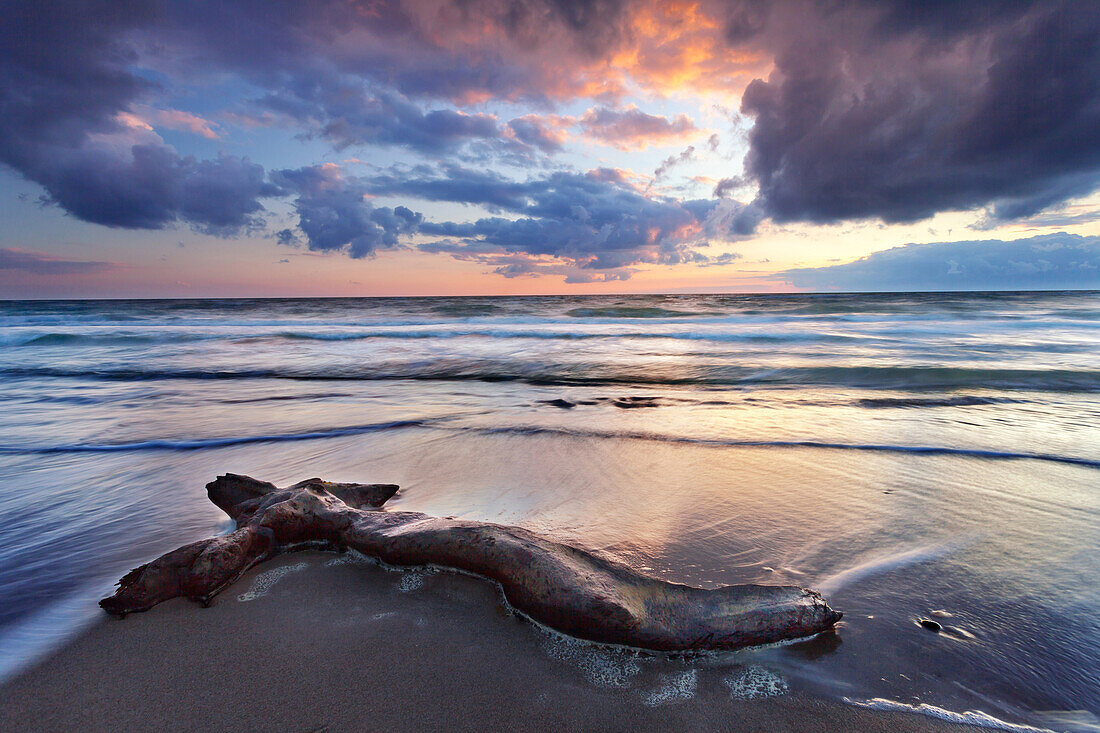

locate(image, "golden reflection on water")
(194, 380), (1093, 592)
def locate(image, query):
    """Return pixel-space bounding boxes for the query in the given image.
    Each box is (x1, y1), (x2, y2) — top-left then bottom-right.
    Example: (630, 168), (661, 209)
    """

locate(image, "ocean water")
(0, 292), (1097, 729)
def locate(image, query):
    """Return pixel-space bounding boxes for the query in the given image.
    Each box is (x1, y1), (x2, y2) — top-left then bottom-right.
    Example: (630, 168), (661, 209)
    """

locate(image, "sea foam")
(845, 697), (1055, 732)
(236, 562), (308, 602)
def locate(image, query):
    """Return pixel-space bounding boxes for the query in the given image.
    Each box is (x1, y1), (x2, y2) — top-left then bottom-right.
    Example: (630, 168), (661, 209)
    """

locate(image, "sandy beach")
(0, 551), (980, 732)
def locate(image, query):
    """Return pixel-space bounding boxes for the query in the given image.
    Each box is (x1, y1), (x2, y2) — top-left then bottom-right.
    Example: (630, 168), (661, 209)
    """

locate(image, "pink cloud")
(147, 108), (221, 139)
(578, 106), (698, 150)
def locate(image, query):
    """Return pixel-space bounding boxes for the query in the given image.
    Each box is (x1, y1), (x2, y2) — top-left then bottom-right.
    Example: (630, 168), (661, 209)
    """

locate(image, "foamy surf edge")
(0, 580), (116, 685)
(845, 697), (1055, 732)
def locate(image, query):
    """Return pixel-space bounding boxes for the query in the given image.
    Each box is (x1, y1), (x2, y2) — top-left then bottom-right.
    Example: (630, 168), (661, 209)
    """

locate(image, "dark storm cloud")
(5, 0), (1099, 254)
(271, 165), (424, 258)
(272, 163), (749, 276)
(365, 165), (537, 211)
(43, 147), (274, 234)
(0, 0), (279, 233)
(0, 248), (118, 275)
(504, 0), (627, 50)
(161, 0), (632, 107)
(362, 164), (710, 226)
(863, 0), (1037, 39)
(190, 0), (1100, 228)
(718, 4), (764, 44)
(209, 0), (1100, 229)
(365, 165), (720, 266)
(2, 0), (636, 233)
(257, 84), (506, 155)
(780, 233), (1100, 292)
(737, 0), (1100, 227)
(0, 0), (156, 149)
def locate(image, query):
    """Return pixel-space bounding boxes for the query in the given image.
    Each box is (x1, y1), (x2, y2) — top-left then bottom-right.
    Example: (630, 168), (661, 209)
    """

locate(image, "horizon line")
(2, 287), (1097, 302)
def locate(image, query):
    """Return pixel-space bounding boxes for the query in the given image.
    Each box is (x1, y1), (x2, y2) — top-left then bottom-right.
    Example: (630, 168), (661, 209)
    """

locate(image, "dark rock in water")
(100, 474), (843, 653)
(919, 618), (943, 632)
(609, 396), (661, 409)
(539, 398), (576, 409)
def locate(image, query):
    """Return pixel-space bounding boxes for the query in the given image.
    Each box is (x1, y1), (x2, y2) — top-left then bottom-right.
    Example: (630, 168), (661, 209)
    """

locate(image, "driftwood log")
(100, 474), (842, 652)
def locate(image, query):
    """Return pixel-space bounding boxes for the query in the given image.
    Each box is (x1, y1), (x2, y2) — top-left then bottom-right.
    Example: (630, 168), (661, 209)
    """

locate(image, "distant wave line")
(4, 311), (1099, 334)
(1, 419), (1096, 469)
(1, 329), (892, 346)
(3, 364), (1099, 392)
(0, 420), (427, 454)
(4, 318), (1099, 347)
(460, 425), (1100, 469)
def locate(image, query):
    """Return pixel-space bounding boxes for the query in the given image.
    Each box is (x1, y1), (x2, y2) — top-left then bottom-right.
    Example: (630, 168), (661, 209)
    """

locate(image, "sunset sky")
(2, 0), (1099, 297)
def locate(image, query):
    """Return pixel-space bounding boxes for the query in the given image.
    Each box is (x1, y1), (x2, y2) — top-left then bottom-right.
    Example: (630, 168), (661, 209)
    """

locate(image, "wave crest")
(4, 363), (1098, 392)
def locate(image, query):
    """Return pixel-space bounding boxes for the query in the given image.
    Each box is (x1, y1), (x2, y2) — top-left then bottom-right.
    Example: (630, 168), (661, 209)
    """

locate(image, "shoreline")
(1, 551), (990, 732)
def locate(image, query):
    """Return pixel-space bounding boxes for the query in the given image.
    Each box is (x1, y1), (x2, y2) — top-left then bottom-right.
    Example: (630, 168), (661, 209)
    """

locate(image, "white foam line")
(236, 562), (308, 602)
(845, 697), (1056, 732)
(324, 549), (373, 567)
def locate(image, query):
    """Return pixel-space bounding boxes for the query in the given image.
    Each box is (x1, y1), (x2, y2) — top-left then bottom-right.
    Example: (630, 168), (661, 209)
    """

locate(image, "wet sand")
(1, 552), (977, 732)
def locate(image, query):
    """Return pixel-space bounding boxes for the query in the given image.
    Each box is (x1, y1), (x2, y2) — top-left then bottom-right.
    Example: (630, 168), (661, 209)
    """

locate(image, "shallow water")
(0, 292), (1097, 730)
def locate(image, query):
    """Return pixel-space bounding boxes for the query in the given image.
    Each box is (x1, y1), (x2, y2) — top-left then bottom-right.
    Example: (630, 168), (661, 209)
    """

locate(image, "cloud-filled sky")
(1, 0), (1099, 297)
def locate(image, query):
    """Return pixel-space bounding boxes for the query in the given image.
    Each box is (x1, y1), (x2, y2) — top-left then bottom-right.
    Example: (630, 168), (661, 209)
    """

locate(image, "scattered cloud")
(139, 107), (221, 139)
(271, 164), (423, 259)
(257, 85), (505, 155)
(506, 114), (571, 153)
(652, 146), (696, 186)
(578, 106), (698, 150)
(0, 248), (118, 275)
(697, 251), (744, 267)
(269, 162), (758, 280)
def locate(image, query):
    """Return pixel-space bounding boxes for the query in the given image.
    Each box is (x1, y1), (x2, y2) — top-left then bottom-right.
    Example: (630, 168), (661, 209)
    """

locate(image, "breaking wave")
(0, 419), (427, 454)
(465, 425), (1100, 469)
(565, 306), (718, 318)
(4, 363), (1098, 392)
(2, 420), (1095, 469)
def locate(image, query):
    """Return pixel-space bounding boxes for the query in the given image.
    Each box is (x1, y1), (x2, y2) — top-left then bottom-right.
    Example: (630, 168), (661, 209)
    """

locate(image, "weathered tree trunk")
(101, 474), (842, 652)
